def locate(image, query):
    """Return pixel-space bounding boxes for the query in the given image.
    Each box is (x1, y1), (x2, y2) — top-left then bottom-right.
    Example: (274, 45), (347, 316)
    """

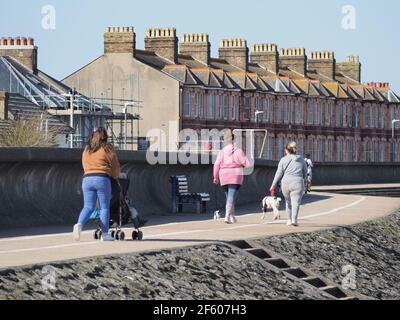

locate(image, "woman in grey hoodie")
(270, 142), (307, 227)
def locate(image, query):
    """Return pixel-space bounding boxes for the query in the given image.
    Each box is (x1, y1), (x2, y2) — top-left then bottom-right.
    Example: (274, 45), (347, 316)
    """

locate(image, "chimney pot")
(250, 43), (279, 73)
(180, 32), (211, 65)
(337, 54), (361, 83)
(104, 26), (136, 56)
(279, 47), (307, 75)
(145, 27), (178, 63)
(0, 36), (37, 72)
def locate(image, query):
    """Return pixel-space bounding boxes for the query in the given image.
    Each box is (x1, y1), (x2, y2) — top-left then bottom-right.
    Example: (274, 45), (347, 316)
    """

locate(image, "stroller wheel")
(111, 230), (116, 238)
(94, 230), (101, 240)
(137, 231), (143, 241)
(119, 231), (125, 241)
(132, 231), (138, 240)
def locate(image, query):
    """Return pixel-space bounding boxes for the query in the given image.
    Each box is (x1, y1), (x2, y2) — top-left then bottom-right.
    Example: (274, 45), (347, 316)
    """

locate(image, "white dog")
(261, 196), (282, 220)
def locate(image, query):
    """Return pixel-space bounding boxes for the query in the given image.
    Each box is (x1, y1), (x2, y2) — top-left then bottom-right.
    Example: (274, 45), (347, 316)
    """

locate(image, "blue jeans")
(223, 185), (240, 206)
(77, 176), (111, 233)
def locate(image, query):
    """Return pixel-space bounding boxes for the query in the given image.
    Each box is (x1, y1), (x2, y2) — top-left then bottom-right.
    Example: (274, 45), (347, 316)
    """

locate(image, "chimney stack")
(180, 33), (210, 66)
(219, 39), (249, 71)
(250, 44), (279, 73)
(336, 55), (361, 83)
(308, 51), (336, 80)
(145, 28), (178, 64)
(0, 91), (9, 120)
(0, 37), (37, 72)
(279, 48), (307, 76)
(104, 27), (135, 56)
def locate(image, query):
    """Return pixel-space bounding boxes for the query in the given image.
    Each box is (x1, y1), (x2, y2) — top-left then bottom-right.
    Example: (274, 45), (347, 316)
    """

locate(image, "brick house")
(63, 26), (400, 162)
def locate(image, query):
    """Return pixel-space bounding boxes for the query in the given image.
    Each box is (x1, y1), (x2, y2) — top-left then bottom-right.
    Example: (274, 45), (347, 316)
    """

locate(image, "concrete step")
(229, 242), (357, 300)
(302, 276), (327, 288)
(244, 248), (272, 259)
(230, 240), (252, 249)
(321, 286), (348, 299)
(264, 258), (290, 269)
(282, 267), (308, 278)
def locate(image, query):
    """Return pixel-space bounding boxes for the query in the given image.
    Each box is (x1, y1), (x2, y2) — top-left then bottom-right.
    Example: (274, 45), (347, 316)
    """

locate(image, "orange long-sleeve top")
(82, 146), (121, 179)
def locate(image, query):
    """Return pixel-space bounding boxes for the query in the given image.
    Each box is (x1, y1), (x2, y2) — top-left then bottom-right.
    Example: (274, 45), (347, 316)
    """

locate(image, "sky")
(0, 0), (399, 92)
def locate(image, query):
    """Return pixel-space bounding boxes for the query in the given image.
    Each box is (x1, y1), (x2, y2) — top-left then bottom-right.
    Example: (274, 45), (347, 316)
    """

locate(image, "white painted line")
(0, 196), (366, 255)
(0, 241), (99, 255)
(0, 195), (336, 243)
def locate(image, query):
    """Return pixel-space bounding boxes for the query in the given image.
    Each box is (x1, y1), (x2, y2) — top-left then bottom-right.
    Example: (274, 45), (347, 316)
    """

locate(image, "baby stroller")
(92, 174), (147, 241)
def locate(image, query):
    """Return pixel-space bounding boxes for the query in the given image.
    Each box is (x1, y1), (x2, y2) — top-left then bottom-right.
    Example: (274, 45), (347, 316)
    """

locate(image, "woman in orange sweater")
(73, 127), (120, 241)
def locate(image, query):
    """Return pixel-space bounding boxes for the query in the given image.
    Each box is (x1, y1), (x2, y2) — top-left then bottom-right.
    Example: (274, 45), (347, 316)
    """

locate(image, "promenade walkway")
(1, 189), (399, 269)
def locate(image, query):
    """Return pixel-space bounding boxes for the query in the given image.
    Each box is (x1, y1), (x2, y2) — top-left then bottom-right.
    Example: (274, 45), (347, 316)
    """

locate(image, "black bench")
(169, 175), (210, 214)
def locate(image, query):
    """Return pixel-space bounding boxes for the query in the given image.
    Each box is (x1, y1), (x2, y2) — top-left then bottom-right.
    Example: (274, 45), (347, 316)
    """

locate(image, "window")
(298, 138), (304, 157)
(266, 136), (273, 160)
(278, 98), (285, 123)
(365, 141), (370, 162)
(348, 105), (353, 128)
(379, 108), (385, 129)
(317, 139), (323, 162)
(184, 92), (191, 117)
(265, 98), (270, 122)
(224, 96), (229, 120)
(194, 94), (199, 118)
(338, 103), (343, 127)
(390, 107), (395, 123)
(295, 100), (300, 124)
(199, 94), (204, 118)
(337, 140), (343, 162)
(244, 97), (251, 120)
(308, 101), (314, 125)
(309, 138), (315, 160)
(346, 140), (353, 162)
(277, 137), (284, 159)
(395, 143), (399, 162)
(208, 95), (215, 119)
(327, 140), (333, 162)
(397, 143), (400, 161)
(364, 104), (370, 128)
(232, 96), (238, 121)
(290, 99), (295, 124)
(317, 102), (322, 126)
(355, 106), (360, 128)
(217, 95), (222, 119)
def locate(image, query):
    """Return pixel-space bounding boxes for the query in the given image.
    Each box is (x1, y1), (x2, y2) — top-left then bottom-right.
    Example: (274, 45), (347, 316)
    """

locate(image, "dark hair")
(86, 127), (113, 154)
(305, 154), (311, 158)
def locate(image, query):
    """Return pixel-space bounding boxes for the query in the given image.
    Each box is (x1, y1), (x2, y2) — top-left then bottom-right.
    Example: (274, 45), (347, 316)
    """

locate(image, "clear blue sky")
(1, 0), (399, 92)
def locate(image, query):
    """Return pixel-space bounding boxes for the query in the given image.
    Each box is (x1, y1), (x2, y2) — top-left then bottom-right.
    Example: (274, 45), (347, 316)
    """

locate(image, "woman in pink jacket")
(213, 130), (253, 224)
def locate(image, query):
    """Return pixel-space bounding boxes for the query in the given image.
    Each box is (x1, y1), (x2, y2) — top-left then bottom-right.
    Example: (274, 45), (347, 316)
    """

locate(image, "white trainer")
(286, 220), (292, 226)
(73, 224), (82, 241)
(101, 233), (115, 242)
(292, 222), (299, 227)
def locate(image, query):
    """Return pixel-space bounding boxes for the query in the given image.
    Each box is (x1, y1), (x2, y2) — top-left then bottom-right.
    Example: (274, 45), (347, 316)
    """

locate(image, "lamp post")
(392, 119), (400, 139)
(255, 110), (264, 123)
(62, 90), (76, 148)
(123, 102), (135, 150)
(254, 111), (265, 158)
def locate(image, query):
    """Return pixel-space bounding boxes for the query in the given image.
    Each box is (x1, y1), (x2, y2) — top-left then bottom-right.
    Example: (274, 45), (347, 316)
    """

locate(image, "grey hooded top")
(272, 154), (308, 187)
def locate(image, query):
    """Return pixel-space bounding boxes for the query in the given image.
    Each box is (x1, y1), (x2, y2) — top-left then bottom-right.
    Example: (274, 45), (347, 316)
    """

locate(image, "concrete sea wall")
(0, 148), (399, 229)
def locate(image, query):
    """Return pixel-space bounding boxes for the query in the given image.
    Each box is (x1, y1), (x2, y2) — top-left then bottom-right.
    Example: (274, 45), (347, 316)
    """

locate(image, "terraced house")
(63, 26), (400, 162)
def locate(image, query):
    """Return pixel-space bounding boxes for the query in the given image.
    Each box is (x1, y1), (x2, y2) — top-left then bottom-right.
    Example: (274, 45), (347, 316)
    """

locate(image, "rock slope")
(254, 212), (400, 300)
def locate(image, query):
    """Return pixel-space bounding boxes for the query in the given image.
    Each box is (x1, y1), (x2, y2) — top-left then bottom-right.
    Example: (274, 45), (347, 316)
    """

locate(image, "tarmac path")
(1, 190), (400, 269)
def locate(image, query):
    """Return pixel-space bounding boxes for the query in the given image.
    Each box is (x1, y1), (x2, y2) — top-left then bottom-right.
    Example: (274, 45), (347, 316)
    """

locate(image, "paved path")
(1, 191), (400, 269)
